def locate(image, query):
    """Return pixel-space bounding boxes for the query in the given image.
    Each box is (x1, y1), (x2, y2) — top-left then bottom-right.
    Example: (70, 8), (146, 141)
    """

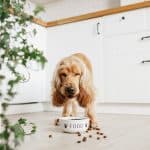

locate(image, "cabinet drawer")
(103, 31), (150, 103)
(104, 31), (150, 67)
(102, 9), (148, 37)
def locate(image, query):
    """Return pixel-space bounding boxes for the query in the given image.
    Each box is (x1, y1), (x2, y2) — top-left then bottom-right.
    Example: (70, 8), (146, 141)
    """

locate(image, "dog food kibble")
(49, 135), (52, 138)
(88, 128), (92, 131)
(82, 137), (87, 142)
(77, 132), (81, 136)
(97, 137), (100, 140)
(100, 133), (103, 135)
(89, 135), (92, 138)
(96, 127), (100, 130)
(77, 141), (81, 143)
(96, 132), (100, 134)
(103, 136), (107, 138)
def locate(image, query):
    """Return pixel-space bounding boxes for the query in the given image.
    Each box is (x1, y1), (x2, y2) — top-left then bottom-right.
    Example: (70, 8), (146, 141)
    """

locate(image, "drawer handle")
(141, 36), (150, 40)
(97, 22), (100, 35)
(141, 60), (150, 63)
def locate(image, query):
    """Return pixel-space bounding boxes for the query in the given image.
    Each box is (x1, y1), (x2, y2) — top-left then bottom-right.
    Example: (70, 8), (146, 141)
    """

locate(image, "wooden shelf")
(33, 1), (150, 28)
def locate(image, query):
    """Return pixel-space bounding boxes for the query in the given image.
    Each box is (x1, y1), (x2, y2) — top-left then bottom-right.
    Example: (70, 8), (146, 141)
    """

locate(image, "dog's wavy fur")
(51, 53), (97, 126)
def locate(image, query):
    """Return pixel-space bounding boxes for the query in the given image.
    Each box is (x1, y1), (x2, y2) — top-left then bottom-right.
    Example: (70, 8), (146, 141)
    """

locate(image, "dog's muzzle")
(65, 86), (76, 98)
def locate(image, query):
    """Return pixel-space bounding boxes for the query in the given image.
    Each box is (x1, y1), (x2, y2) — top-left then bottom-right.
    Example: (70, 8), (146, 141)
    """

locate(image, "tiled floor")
(8, 112), (150, 150)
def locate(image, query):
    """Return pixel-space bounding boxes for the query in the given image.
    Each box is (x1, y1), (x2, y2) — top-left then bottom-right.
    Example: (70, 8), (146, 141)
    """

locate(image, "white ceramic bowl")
(59, 117), (89, 133)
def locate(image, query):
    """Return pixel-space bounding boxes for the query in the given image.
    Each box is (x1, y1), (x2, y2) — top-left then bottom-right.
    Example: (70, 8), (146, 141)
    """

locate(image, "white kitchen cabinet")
(10, 24), (47, 103)
(11, 69), (45, 103)
(103, 31), (150, 103)
(46, 18), (104, 102)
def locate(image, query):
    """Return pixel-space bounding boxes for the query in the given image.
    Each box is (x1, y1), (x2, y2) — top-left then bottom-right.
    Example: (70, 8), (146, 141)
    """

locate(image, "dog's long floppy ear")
(77, 63), (95, 107)
(52, 89), (65, 106)
(51, 62), (65, 107)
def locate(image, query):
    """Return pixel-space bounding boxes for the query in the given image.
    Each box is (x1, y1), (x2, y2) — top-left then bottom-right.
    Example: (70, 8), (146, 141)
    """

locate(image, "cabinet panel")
(11, 65), (45, 103)
(102, 9), (147, 37)
(103, 31), (150, 103)
(46, 18), (104, 102)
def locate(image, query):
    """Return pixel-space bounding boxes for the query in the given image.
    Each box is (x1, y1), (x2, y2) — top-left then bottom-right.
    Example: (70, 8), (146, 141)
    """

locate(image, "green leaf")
(0, 113), (4, 118)
(12, 123), (25, 141)
(33, 5), (45, 15)
(33, 28), (37, 36)
(0, 75), (5, 80)
(1, 103), (8, 111)
(0, 129), (10, 140)
(0, 144), (5, 150)
(18, 118), (27, 125)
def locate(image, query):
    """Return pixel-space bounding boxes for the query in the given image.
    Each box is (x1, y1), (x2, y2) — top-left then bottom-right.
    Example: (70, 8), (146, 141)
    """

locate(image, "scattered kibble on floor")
(82, 137), (87, 142)
(52, 120), (107, 144)
(103, 135), (107, 138)
(89, 135), (92, 138)
(77, 141), (81, 143)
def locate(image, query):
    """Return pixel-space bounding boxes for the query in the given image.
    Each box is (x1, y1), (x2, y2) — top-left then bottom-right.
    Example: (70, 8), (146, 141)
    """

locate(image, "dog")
(51, 53), (97, 127)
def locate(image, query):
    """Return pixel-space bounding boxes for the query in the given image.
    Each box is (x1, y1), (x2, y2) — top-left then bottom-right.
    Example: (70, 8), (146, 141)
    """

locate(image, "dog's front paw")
(89, 120), (99, 129)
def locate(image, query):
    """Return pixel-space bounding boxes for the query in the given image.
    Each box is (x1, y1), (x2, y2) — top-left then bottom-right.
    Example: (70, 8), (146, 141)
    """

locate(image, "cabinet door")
(103, 31), (150, 103)
(11, 66), (45, 103)
(11, 25), (47, 103)
(46, 18), (104, 102)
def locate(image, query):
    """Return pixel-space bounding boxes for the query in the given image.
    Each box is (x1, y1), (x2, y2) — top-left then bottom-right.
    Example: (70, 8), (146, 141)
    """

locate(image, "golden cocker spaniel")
(51, 53), (97, 127)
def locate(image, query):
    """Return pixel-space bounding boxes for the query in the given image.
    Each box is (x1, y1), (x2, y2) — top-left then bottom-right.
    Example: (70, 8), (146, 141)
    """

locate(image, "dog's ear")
(78, 67), (95, 107)
(77, 62), (95, 107)
(51, 61), (65, 106)
(52, 89), (65, 106)
(77, 86), (94, 107)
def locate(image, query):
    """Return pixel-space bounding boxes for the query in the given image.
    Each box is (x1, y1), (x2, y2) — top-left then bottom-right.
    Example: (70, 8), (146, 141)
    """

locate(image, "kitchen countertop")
(33, 1), (150, 28)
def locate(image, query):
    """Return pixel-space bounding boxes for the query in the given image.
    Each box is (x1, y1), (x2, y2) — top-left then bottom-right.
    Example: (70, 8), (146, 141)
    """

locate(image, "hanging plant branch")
(0, 0), (47, 150)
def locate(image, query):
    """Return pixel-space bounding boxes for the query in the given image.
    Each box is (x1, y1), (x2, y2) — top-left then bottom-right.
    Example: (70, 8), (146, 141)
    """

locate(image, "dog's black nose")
(65, 87), (75, 95)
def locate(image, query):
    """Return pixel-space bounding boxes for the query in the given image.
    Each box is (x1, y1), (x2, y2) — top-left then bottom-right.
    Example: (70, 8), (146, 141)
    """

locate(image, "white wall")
(28, 0), (120, 21)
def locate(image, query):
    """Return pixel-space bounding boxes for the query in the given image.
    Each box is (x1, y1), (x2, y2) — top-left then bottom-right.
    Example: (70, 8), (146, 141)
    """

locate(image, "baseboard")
(6, 102), (44, 115)
(6, 101), (150, 115)
(43, 102), (150, 115)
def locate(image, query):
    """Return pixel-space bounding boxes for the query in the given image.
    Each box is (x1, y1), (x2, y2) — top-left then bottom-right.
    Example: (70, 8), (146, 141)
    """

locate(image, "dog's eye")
(61, 73), (67, 77)
(75, 73), (80, 76)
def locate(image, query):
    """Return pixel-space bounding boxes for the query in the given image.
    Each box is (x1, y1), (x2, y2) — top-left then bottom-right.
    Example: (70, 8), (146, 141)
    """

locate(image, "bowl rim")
(59, 116), (89, 121)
